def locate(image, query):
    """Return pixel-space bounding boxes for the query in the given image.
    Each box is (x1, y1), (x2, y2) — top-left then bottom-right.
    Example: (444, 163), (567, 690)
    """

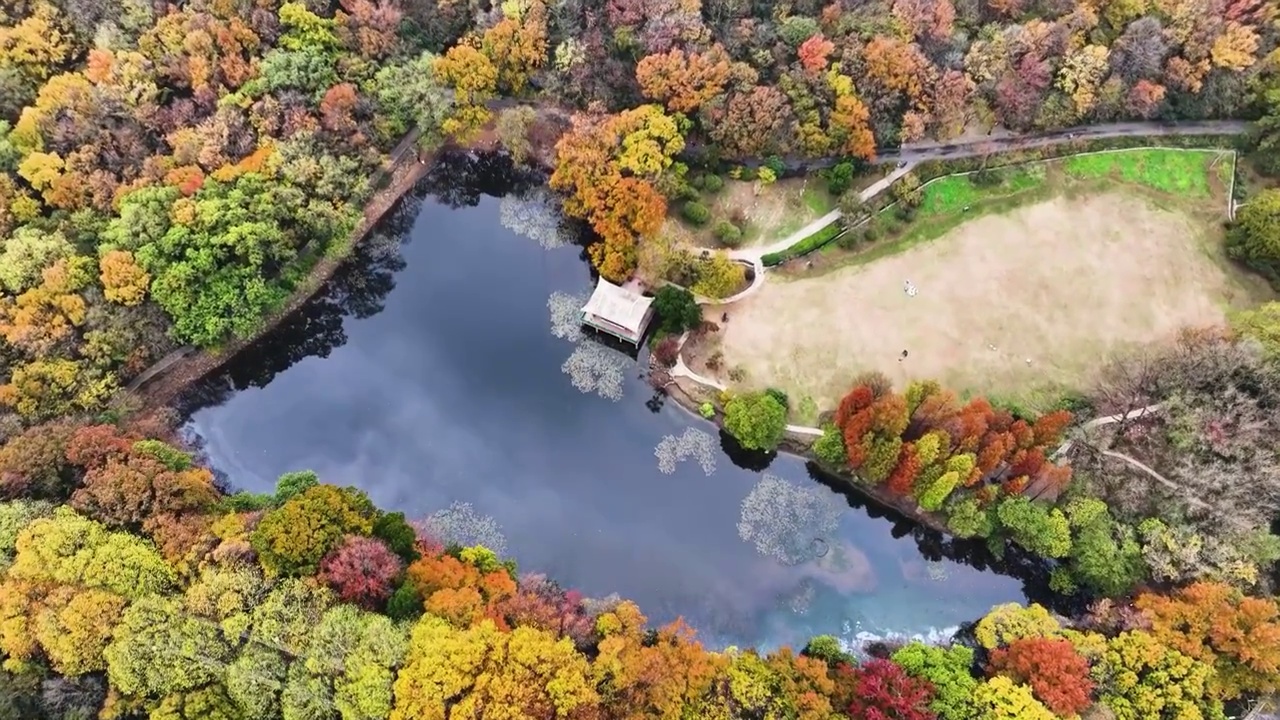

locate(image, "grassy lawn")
(708, 148), (1267, 413)
(1060, 148), (1227, 197)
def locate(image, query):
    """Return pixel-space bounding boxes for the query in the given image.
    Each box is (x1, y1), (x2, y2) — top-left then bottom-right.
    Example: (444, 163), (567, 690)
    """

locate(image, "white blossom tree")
(561, 342), (628, 401)
(500, 188), (573, 249)
(654, 428), (717, 475)
(738, 474), (842, 566)
(415, 502), (507, 555)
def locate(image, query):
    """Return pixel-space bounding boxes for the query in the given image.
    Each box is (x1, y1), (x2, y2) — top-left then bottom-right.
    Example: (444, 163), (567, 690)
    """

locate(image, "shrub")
(761, 222), (843, 266)
(713, 220), (743, 246)
(765, 387), (789, 409)
(812, 425), (846, 466)
(682, 201), (711, 225)
(652, 336), (680, 368)
(764, 155), (786, 176)
(698, 402), (715, 419)
(702, 174), (724, 193)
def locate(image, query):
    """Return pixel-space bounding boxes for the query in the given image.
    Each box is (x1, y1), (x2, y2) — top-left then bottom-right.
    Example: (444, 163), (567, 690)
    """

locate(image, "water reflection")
(184, 151), (1037, 649)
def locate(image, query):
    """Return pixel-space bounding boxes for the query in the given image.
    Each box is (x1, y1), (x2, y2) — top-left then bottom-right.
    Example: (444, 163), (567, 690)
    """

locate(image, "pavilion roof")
(581, 279), (654, 334)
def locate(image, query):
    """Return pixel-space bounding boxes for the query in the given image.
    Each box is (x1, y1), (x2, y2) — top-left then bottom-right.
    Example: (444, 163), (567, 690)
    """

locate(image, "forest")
(4, 0), (1280, 717)
(0, 419), (1278, 720)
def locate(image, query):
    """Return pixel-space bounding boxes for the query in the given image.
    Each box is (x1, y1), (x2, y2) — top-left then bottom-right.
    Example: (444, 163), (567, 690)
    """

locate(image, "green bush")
(761, 222), (843, 266)
(702, 174), (724, 193)
(765, 387), (789, 409)
(682, 201), (711, 225)
(698, 402), (715, 419)
(812, 425), (846, 466)
(826, 162), (855, 196)
(713, 220), (743, 246)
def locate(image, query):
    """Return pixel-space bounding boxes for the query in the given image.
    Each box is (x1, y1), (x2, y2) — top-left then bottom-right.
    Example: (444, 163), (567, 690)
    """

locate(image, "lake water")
(183, 152), (1027, 650)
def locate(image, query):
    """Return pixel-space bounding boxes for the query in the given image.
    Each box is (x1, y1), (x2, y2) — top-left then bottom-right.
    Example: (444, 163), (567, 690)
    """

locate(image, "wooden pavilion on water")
(580, 278), (655, 347)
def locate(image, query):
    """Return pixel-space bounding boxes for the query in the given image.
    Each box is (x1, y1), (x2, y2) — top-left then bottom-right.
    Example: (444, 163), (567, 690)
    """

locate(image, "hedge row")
(761, 223), (845, 266)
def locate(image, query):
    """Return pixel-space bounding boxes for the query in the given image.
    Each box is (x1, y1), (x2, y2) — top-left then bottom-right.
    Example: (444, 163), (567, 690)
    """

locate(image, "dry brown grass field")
(702, 191), (1271, 412)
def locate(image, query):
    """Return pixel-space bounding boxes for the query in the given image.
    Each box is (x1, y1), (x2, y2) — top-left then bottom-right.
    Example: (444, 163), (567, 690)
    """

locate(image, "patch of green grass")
(802, 186), (835, 215)
(1061, 149), (1224, 197)
(918, 176), (984, 215)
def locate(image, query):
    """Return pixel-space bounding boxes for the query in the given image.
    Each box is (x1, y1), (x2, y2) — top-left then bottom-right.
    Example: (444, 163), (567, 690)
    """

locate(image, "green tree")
(104, 595), (233, 698)
(652, 285), (702, 335)
(10, 507), (177, 599)
(996, 497), (1072, 558)
(301, 605), (408, 720)
(724, 392), (788, 451)
(251, 485), (375, 576)
(1230, 302), (1280, 359)
(1227, 189), (1280, 277)
(1064, 498), (1146, 597)
(945, 496), (993, 539)
(892, 642), (979, 720)
(812, 424), (846, 466)
(373, 52), (454, 145)
(226, 645), (287, 719)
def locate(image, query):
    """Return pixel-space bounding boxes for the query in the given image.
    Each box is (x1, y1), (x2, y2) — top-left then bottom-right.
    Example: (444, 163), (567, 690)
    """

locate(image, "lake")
(182, 152), (1028, 650)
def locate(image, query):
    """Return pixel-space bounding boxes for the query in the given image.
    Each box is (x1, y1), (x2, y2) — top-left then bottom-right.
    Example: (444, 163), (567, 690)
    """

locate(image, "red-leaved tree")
(319, 535), (405, 609)
(847, 658), (937, 720)
(988, 637), (1094, 716)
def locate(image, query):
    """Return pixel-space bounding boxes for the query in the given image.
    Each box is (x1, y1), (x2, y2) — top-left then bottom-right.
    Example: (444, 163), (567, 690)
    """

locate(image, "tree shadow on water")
(804, 462), (1090, 618)
(719, 430), (776, 472)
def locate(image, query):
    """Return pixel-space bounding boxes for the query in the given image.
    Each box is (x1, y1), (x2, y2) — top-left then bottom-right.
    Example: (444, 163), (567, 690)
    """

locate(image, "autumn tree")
(1136, 583), (1280, 698)
(1094, 631), (1224, 720)
(434, 44), (498, 140)
(971, 675), (1056, 720)
(846, 658), (937, 720)
(391, 617), (598, 720)
(319, 535), (404, 609)
(250, 484), (376, 576)
(636, 45), (730, 113)
(988, 637), (1094, 716)
(550, 106), (683, 280)
(70, 448), (217, 531)
(480, 0), (548, 94)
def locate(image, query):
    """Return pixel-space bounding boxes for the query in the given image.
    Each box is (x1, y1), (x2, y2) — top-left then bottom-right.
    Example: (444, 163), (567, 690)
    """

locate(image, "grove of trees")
(0, 415), (1278, 720)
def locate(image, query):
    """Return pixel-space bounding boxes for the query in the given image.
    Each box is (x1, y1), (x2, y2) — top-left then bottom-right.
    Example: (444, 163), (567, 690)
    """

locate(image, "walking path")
(729, 164), (919, 267)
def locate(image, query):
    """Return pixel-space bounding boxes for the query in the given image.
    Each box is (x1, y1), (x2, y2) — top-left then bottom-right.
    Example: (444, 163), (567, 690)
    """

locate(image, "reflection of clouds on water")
(655, 428), (717, 475)
(738, 474), (841, 566)
(561, 342), (628, 401)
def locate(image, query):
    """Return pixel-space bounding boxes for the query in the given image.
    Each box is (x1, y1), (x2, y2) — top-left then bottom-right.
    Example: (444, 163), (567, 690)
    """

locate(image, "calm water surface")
(185, 154), (1027, 649)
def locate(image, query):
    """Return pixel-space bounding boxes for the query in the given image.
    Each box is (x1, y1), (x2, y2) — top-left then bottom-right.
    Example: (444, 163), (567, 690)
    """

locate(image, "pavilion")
(580, 278), (655, 346)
